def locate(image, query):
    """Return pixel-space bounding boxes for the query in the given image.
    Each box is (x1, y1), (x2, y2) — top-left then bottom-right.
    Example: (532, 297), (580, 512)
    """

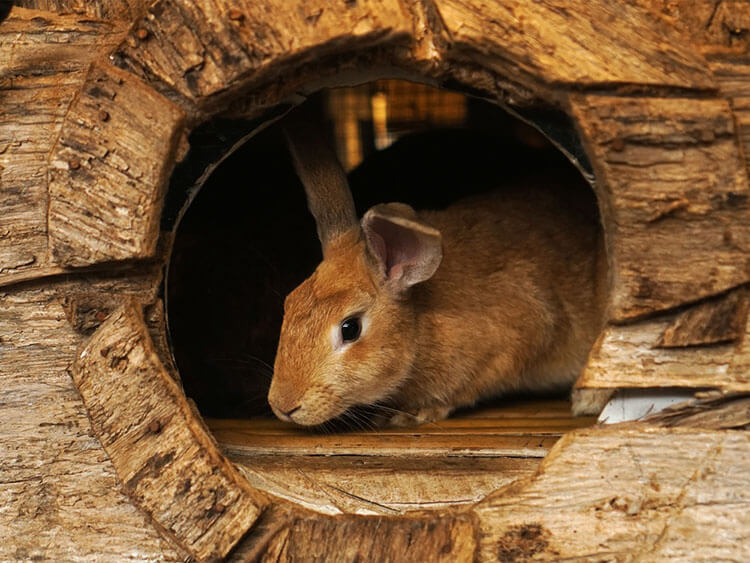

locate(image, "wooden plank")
(231, 455), (538, 515)
(111, 0), (414, 109)
(211, 424), (560, 458)
(0, 282), (182, 561)
(48, 61), (186, 267)
(71, 302), (266, 561)
(0, 7), (126, 286)
(434, 0), (715, 94)
(570, 94), (750, 320)
(576, 289), (750, 397)
(474, 425), (750, 561)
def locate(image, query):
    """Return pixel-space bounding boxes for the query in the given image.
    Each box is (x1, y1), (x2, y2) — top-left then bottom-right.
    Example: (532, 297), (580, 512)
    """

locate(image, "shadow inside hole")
(167, 91), (596, 420)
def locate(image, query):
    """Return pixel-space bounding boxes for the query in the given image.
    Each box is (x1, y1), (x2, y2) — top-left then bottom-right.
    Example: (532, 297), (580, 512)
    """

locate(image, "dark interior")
(166, 82), (593, 419)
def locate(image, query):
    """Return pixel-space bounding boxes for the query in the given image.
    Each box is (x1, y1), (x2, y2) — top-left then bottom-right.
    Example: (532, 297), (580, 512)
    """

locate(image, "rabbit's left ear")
(362, 203), (443, 296)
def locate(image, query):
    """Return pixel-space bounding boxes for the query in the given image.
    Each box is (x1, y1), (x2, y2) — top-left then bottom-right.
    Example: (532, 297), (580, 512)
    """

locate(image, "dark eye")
(340, 317), (361, 343)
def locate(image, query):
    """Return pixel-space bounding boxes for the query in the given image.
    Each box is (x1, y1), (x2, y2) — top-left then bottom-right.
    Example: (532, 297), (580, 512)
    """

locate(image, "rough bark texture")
(434, 0), (715, 96)
(0, 8), (126, 286)
(48, 61), (186, 267)
(577, 287), (750, 396)
(72, 302), (267, 561)
(2, 0), (750, 560)
(15, 0), (149, 21)
(0, 280), (182, 562)
(570, 95), (750, 321)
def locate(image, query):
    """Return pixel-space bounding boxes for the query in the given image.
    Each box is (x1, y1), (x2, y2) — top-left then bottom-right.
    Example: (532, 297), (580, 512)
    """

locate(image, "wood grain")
(475, 425), (750, 561)
(577, 289), (750, 395)
(434, 0), (715, 95)
(15, 0), (149, 21)
(71, 302), (267, 560)
(0, 282), (182, 562)
(48, 61), (186, 267)
(571, 94), (750, 320)
(0, 7), (126, 286)
(111, 0), (414, 112)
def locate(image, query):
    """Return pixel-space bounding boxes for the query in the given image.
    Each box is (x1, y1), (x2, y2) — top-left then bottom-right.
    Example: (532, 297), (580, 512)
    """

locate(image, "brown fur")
(268, 130), (607, 427)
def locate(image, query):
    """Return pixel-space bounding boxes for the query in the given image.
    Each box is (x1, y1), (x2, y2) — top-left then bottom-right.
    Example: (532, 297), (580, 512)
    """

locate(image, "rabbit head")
(268, 124), (442, 426)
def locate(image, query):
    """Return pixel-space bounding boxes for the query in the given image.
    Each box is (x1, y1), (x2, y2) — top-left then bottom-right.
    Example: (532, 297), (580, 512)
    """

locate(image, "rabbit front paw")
(387, 405), (452, 427)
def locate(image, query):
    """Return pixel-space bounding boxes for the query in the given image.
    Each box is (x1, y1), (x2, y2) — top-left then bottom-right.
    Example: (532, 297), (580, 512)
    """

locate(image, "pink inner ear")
(370, 217), (419, 280)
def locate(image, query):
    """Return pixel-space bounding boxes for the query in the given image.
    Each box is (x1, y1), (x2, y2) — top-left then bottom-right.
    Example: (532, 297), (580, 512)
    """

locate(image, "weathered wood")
(644, 391), (750, 429)
(110, 0), (415, 112)
(631, 0), (750, 54)
(576, 288), (750, 398)
(72, 302), (266, 560)
(15, 0), (149, 21)
(0, 281), (182, 561)
(257, 511), (477, 562)
(710, 57), (750, 176)
(0, 7), (126, 286)
(233, 455), (538, 516)
(657, 288), (748, 348)
(48, 61), (186, 267)
(217, 400), (590, 515)
(474, 425), (750, 561)
(434, 0), (715, 96)
(571, 94), (750, 320)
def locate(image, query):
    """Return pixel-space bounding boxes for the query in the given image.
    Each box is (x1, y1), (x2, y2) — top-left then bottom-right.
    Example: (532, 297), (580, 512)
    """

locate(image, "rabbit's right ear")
(284, 118), (358, 256)
(362, 203), (443, 296)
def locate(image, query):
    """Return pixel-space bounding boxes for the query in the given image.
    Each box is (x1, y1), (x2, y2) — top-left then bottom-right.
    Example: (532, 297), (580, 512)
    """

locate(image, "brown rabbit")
(268, 122), (607, 427)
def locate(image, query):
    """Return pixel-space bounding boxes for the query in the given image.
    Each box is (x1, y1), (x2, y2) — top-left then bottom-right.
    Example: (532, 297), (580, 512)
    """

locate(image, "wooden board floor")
(208, 399), (595, 515)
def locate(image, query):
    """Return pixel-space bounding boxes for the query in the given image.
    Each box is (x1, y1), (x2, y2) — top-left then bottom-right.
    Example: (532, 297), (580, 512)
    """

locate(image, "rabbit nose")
(280, 405), (301, 421)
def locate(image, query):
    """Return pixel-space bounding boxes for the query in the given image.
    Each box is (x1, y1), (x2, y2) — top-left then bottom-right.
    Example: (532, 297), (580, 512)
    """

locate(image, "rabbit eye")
(340, 317), (361, 343)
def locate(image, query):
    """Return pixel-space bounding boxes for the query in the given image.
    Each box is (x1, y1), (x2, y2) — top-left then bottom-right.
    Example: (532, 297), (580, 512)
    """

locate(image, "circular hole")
(165, 80), (604, 513)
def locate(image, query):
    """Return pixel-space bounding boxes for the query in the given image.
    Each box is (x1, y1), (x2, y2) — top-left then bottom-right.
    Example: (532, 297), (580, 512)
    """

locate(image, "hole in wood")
(166, 80), (602, 514)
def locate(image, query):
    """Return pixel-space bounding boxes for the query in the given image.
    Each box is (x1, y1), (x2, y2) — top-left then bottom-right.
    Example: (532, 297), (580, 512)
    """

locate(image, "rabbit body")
(269, 157), (607, 427)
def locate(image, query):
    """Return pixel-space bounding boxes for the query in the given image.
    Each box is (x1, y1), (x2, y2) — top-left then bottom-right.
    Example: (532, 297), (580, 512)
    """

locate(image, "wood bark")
(576, 288), (750, 400)
(0, 8), (126, 286)
(0, 280), (182, 561)
(434, 0), (715, 97)
(72, 302), (267, 561)
(15, 0), (149, 21)
(570, 94), (750, 321)
(48, 61), (186, 267)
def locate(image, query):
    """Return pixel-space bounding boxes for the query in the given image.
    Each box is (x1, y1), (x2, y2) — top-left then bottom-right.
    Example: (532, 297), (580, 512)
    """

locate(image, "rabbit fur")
(268, 123), (607, 427)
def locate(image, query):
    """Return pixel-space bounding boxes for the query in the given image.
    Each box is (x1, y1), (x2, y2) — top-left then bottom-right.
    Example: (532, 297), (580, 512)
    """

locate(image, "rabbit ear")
(362, 203), (443, 295)
(284, 119), (358, 256)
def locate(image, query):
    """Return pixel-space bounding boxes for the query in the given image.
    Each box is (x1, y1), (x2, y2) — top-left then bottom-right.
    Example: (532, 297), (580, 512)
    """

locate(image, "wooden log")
(14, 0), (148, 21)
(570, 94), (750, 321)
(110, 0), (415, 112)
(250, 511), (478, 562)
(48, 61), (186, 267)
(630, 0), (750, 54)
(575, 288), (750, 400)
(474, 425), (750, 561)
(71, 302), (267, 560)
(0, 8), (126, 286)
(0, 280), (183, 561)
(433, 0), (715, 96)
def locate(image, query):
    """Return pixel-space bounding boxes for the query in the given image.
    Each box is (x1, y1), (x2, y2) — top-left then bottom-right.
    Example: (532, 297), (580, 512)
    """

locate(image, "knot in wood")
(148, 420), (162, 434)
(68, 158), (81, 170)
(98, 110), (110, 122)
(135, 28), (149, 40)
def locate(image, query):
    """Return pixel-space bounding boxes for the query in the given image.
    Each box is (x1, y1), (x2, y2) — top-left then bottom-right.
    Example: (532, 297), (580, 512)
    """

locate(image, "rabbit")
(267, 121), (608, 428)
